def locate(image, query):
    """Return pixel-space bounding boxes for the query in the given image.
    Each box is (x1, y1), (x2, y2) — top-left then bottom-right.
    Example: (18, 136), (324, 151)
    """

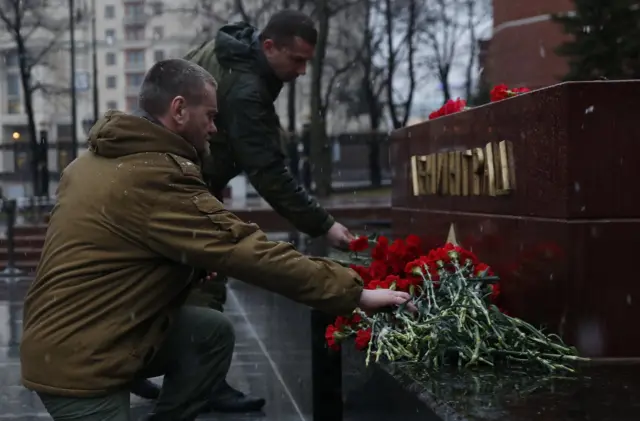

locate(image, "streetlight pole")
(69, 0), (78, 159)
(91, 0), (99, 123)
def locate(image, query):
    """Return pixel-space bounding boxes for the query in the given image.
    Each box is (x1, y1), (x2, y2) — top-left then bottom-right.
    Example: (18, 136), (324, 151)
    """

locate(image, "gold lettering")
(436, 152), (448, 194)
(484, 142), (496, 196)
(461, 150), (473, 196)
(409, 141), (515, 197)
(426, 154), (436, 194)
(448, 151), (462, 195)
(410, 155), (428, 195)
(497, 140), (516, 194)
(472, 148), (484, 195)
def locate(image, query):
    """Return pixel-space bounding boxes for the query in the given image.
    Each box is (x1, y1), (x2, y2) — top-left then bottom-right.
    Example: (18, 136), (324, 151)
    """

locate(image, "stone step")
(0, 235), (46, 248)
(0, 247), (42, 261)
(0, 260), (38, 274)
(12, 225), (47, 237)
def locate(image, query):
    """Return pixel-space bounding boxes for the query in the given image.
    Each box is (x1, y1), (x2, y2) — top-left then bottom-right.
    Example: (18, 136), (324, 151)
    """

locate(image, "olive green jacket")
(184, 22), (334, 237)
(20, 111), (362, 397)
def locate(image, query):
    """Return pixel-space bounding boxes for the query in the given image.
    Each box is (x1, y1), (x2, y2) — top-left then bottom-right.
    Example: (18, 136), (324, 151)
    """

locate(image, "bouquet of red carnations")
(428, 84), (531, 120)
(326, 235), (585, 373)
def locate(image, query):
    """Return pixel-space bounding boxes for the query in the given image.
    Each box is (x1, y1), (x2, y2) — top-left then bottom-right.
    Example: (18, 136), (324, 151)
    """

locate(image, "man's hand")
(198, 272), (218, 284)
(358, 289), (417, 313)
(326, 221), (355, 249)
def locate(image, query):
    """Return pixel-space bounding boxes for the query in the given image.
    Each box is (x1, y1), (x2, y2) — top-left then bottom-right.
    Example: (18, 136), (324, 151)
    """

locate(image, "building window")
(105, 5), (115, 19)
(126, 73), (145, 88)
(151, 2), (163, 16)
(152, 26), (164, 40)
(106, 100), (118, 110)
(6, 73), (20, 96)
(125, 96), (138, 112)
(56, 124), (73, 143)
(4, 50), (18, 67)
(6, 98), (20, 114)
(125, 27), (145, 41)
(105, 29), (116, 45)
(125, 49), (145, 65)
(124, 3), (145, 18)
(106, 52), (116, 65)
(106, 75), (117, 89)
(153, 50), (165, 62)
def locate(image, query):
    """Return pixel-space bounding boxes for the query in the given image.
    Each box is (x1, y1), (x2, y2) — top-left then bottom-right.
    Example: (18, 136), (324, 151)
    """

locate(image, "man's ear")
(169, 96), (187, 124)
(262, 38), (275, 53)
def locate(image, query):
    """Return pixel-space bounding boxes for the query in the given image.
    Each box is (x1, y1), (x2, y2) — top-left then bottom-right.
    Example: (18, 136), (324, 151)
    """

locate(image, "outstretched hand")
(326, 221), (355, 250)
(358, 289), (417, 313)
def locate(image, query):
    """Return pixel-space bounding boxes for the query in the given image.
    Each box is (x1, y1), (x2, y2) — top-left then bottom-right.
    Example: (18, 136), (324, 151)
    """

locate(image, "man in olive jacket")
(20, 59), (410, 421)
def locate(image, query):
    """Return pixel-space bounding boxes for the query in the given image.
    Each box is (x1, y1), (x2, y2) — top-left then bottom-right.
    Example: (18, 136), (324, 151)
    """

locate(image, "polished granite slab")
(382, 361), (640, 421)
(341, 337), (640, 421)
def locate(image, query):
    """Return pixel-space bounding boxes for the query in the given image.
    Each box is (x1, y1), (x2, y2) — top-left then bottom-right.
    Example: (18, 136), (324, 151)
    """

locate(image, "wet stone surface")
(0, 275), (308, 420)
(341, 345), (640, 421)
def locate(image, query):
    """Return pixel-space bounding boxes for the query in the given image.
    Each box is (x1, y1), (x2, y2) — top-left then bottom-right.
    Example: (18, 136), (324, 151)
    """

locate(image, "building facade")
(0, 0), (366, 197)
(484, 0), (575, 89)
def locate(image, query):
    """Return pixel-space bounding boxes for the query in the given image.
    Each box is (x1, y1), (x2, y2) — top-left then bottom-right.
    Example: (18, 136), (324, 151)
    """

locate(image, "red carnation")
(349, 236), (370, 252)
(325, 325), (341, 351)
(355, 328), (372, 350)
(372, 236), (389, 260)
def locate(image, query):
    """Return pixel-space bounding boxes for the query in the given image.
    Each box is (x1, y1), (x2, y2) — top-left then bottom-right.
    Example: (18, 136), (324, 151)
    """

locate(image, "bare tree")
(0, 0), (70, 194)
(419, 0), (464, 102)
(419, 0), (490, 103)
(359, 0), (386, 131)
(383, 0), (418, 129)
(308, 0), (362, 197)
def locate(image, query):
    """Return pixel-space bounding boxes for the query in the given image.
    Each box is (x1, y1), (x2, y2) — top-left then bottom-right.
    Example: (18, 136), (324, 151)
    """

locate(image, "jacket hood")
(215, 22), (267, 73)
(87, 110), (199, 163)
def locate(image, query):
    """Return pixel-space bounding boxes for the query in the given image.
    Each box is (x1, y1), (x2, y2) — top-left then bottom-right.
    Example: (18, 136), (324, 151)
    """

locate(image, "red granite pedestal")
(391, 81), (640, 358)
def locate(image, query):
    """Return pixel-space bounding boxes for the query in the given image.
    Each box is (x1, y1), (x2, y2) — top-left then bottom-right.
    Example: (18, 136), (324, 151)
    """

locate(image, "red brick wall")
(487, 0), (575, 89)
(493, 0), (574, 25)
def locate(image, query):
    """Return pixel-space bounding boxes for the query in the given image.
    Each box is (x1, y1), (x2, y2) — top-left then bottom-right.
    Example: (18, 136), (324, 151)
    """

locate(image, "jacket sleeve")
(226, 84), (335, 237)
(144, 166), (362, 316)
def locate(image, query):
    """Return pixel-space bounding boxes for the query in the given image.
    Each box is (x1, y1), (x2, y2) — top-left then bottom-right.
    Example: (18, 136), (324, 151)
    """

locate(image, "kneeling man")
(20, 58), (410, 421)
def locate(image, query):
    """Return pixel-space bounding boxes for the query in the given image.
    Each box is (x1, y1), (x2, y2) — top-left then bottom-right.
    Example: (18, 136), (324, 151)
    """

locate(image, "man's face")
(263, 36), (315, 82)
(171, 83), (218, 154)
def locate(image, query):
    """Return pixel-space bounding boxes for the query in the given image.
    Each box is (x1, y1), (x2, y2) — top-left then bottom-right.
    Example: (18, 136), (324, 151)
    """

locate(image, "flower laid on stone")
(490, 83), (531, 102)
(428, 84), (531, 120)
(428, 98), (467, 120)
(327, 235), (587, 373)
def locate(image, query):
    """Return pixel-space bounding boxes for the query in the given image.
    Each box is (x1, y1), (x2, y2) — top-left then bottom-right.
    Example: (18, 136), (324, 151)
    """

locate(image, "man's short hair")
(138, 58), (216, 117)
(259, 10), (317, 47)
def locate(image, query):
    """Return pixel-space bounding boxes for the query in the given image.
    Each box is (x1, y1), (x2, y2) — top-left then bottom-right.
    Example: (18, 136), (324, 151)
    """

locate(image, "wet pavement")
(0, 276), (309, 420)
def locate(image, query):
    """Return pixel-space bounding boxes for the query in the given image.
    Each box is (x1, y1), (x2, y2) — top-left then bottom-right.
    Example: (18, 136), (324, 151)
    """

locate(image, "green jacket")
(184, 22), (334, 237)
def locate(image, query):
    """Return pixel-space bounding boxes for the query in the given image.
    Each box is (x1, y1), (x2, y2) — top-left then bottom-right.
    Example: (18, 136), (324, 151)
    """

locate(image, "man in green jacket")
(134, 10), (357, 411)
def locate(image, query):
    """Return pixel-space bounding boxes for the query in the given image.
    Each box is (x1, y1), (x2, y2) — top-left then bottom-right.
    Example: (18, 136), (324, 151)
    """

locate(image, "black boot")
(131, 378), (161, 400)
(203, 380), (266, 413)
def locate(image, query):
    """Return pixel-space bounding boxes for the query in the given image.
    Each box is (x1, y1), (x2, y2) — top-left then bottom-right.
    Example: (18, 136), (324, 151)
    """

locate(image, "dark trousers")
(37, 306), (235, 421)
(185, 275), (228, 312)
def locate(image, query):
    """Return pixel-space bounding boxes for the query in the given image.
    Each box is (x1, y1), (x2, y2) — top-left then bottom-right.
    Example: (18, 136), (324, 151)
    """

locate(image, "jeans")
(37, 305), (235, 421)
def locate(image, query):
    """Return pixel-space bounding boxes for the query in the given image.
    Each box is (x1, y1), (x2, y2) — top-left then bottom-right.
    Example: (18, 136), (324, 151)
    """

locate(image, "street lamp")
(69, 0), (78, 160)
(91, 0), (99, 123)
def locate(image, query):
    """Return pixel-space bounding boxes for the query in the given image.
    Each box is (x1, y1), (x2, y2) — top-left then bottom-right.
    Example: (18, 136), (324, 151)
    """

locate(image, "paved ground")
(0, 277), (308, 421)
